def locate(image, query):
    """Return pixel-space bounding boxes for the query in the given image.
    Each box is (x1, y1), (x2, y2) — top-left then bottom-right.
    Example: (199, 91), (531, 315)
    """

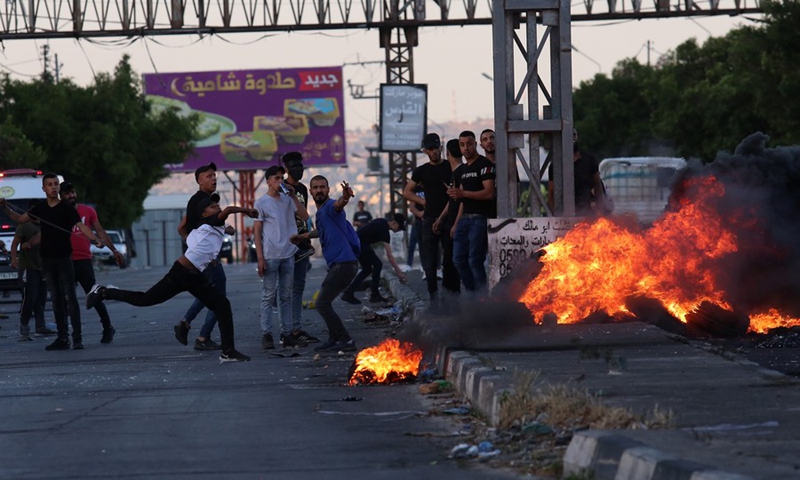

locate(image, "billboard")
(143, 67), (346, 172)
(379, 84), (427, 152)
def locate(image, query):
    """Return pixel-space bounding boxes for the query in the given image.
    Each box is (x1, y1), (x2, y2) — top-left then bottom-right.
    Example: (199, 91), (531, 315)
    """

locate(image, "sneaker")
(194, 338), (219, 351)
(314, 339), (357, 353)
(18, 335), (33, 342)
(101, 327), (116, 344)
(219, 349), (251, 363)
(369, 293), (388, 303)
(173, 321), (190, 346)
(293, 329), (320, 343)
(281, 332), (308, 348)
(85, 284), (105, 310)
(261, 333), (275, 350)
(45, 337), (70, 351)
(72, 339), (85, 350)
(340, 292), (362, 305)
(35, 327), (56, 336)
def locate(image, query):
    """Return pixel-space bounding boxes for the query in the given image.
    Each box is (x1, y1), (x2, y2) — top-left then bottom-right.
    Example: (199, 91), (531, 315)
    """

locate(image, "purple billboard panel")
(143, 67), (346, 172)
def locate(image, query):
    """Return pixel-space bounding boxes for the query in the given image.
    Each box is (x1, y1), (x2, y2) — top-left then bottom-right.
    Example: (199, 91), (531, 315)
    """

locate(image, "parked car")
(0, 251), (22, 294)
(219, 234), (233, 264)
(90, 230), (131, 267)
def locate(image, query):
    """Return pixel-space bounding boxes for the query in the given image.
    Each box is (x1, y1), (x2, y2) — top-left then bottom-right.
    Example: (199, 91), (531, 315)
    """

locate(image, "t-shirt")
(316, 199), (359, 267)
(14, 221), (41, 270)
(410, 161), (451, 219)
(254, 193), (298, 260)
(454, 155), (496, 217)
(29, 200), (81, 259)
(547, 151), (600, 212)
(185, 224), (226, 271)
(70, 204), (98, 261)
(289, 181), (310, 235)
(352, 210), (372, 226)
(445, 164), (462, 225)
(357, 218), (390, 246)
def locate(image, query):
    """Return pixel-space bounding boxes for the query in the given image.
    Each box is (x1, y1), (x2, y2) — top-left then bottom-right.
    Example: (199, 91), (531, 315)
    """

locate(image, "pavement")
(383, 268), (800, 480)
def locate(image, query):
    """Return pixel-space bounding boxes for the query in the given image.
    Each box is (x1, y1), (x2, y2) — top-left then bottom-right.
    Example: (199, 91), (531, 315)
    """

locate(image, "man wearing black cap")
(340, 213), (408, 304)
(403, 132), (459, 308)
(174, 162), (231, 350)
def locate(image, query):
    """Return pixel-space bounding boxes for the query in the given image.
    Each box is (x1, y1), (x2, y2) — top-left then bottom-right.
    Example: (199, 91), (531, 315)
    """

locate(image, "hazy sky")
(0, 14), (755, 134)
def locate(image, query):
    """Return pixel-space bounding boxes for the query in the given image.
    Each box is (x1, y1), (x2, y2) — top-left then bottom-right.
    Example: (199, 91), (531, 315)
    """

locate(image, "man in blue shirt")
(291, 175), (359, 353)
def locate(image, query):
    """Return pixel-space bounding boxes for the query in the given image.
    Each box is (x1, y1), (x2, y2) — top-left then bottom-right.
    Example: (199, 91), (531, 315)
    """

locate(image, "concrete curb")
(381, 271), (756, 480)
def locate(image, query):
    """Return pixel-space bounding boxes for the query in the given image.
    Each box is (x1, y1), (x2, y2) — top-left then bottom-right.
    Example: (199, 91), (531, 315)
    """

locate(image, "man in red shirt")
(60, 182), (123, 344)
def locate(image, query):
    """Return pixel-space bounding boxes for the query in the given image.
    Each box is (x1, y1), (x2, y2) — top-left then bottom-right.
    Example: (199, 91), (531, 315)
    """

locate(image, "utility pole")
(647, 40), (651, 67)
(40, 44), (51, 81)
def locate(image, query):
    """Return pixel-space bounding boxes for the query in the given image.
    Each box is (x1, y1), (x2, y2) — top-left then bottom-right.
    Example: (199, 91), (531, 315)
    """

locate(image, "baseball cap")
(265, 165), (286, 177)
(59, 182), (75, 193)
(194, 162), (217, 182)
(421, 133), (441, 150)
(196, 193), (221, 217)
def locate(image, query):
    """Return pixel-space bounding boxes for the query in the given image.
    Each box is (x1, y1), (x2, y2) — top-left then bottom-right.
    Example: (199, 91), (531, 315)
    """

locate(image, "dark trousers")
(42, 257), (81, 341)
(421, 217), (460, 299)
(345, 246), (382, 296)
(183, 261), (225, 338)
(104, 261), (236, 352)
(316, 262), (358, 342)
(71, 259), (112, 329)
(19, 268), (47, 335)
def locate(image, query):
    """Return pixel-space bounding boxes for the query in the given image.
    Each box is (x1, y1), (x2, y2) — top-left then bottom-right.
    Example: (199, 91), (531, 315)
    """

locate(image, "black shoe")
(18, 335), (33, 342)
(281, 332), (308, 348)
(314, 339), (357, 353)
(340, 292), (361, 305)
(85, 284), (105, 310)
(220, 349), (251, 363)
(35, 327), (56, 336)
(101, 327), (116, 344)
(261, 333), (275, 350)
(194, 338), (219, 351)
(45, 337), (70, 351)
(173, 321), (190, 346)
(369, 293), (388, 303)
(293, 329), (320, 343)
(72, 339), (85, 350)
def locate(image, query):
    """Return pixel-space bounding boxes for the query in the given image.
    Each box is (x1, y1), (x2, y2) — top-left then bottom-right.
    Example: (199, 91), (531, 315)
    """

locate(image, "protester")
(254, 164), (310, 350)
(86, 194), (256, 363)
(479, 129), (496, 164)
(547, 130), (605, 216)
(60, 182), (122, 344)
(352, 200), (373, 228)
(291, 176), (359, 353)
(0, 173), (105, 351)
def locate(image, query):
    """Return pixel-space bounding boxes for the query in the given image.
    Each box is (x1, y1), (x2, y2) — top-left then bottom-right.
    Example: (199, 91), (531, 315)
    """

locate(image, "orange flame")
(348, 339), (424, 385)
(519, 176), (800, 333)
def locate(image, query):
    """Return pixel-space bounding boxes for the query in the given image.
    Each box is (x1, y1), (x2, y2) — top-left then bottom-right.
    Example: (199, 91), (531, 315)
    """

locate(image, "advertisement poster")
(143, 67), (346, 173)
(379, 84), (427, 152)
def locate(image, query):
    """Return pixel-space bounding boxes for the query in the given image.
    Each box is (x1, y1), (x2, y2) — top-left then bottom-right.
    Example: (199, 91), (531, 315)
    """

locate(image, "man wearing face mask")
(280, 152), (320, 345)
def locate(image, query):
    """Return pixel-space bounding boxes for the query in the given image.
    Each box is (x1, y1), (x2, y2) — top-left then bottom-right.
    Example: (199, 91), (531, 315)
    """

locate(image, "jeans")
(452, 215), (489, 292)
(420, 217), (460, 299)
(407, 217), (425, 268)
(183, 261), (225, 338)
(291, 255), (311, 328)
(42, 257), (81, 341)
(105, 261), (236, 352)
(259, 257), (294, 336)
(345, 246), (382, 296)
(19, 268), (47, 336)
(71, 259), (112, 329)
(316, 262), (357, 342)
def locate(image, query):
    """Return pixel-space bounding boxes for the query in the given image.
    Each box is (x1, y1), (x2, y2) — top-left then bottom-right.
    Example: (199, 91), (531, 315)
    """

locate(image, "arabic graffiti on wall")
(143, 67), (346, 173)
(379, 84), (427, 152)
(488, 217), (579, 292)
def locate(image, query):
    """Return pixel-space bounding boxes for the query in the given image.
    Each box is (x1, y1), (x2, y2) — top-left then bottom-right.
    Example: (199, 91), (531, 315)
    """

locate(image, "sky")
(0, 13), (758, 134)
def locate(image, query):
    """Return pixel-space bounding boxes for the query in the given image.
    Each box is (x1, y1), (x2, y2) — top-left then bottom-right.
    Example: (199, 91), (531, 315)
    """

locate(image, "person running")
(60, 182), (122, 344)
(85, 194), (256, 363)
(291, 176), (359, 353)
(0, 173), (105, 351)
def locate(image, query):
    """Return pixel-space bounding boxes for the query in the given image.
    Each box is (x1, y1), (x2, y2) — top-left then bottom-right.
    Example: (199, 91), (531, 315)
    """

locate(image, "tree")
(0, 117), (46, 167)
(0, 55), (196, 228)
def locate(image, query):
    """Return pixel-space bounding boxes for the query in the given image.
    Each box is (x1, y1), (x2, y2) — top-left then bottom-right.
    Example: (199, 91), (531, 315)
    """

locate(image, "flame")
(348, 339), (424, 385)
(749, 309), (800, 334)
(519, 176), (800, 333)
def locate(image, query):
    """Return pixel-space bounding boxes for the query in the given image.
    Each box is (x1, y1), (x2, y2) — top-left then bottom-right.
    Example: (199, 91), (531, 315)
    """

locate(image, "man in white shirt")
(85, 194), (257, 363)
(255, 165), (310, 350)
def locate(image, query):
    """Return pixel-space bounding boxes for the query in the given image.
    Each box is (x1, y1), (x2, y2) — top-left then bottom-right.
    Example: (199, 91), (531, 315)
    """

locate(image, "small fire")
(519, 175), (800, 334)
(348, 339), (424, 385)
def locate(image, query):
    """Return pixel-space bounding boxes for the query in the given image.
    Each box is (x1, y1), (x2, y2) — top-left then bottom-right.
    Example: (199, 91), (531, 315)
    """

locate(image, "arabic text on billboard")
(143, 67), (346, 172)
(379, 84), (427, 152)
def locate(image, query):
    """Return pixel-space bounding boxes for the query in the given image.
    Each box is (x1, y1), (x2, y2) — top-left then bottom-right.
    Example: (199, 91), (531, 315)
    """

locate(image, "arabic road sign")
(379, 84), (427, 152)
(143, 67), (346, 173)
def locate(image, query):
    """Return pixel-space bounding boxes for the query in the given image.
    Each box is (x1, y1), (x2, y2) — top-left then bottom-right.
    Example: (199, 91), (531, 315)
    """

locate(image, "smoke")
(670, 132), (800, 316)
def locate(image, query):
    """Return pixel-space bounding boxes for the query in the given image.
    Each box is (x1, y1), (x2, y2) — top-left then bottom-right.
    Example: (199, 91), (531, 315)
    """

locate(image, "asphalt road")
(0, 260), (508, 480)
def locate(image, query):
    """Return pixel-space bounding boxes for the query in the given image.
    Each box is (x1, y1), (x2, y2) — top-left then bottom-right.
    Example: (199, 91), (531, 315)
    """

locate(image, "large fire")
(348, 339), (424, 385)
(519, 175), (800, 334)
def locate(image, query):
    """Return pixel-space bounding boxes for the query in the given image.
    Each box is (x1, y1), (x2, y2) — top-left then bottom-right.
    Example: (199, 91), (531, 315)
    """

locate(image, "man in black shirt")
(547, 138), (605, 216)
(340, 214), (408, 304)
(1, 173), (104, 351)
(352, 201), (373, 228)
(447, 130), (496, 292)
(403, 132), (459, 307)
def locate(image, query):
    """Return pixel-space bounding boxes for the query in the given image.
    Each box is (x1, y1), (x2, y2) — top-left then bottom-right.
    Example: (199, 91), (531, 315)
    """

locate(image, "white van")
(599, 157), (686, 226)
